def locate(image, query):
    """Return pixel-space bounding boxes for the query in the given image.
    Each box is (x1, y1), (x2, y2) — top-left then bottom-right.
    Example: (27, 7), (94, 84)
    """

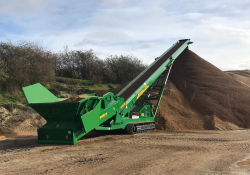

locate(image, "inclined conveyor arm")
(117, 39), (192, 112)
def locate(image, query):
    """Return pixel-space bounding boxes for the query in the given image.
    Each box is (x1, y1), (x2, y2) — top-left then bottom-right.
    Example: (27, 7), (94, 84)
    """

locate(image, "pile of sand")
(168, 49), (250, 129)
(154, 80), (241, 131)
(154, 81), (205, 131)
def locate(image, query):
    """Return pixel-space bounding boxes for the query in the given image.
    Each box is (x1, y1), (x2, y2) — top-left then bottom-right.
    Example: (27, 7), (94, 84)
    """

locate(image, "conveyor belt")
(118, 40), (187, 101)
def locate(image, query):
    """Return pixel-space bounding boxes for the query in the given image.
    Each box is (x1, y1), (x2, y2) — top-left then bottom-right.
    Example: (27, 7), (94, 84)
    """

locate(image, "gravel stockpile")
(169, 49), (250, 129)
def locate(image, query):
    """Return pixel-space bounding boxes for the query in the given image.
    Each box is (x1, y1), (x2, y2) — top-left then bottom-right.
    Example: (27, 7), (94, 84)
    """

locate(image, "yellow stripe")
(120, 102), (126, 109)
(137, 85), (149, 99)
(100, 112), (108, 119)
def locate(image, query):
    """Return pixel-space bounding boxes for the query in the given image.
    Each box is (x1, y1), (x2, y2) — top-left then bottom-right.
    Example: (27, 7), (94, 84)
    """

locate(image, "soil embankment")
(226, 70), (250, 87)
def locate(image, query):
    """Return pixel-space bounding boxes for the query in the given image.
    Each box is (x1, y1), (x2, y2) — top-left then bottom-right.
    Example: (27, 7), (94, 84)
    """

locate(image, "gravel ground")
(1, 130), (250, 175)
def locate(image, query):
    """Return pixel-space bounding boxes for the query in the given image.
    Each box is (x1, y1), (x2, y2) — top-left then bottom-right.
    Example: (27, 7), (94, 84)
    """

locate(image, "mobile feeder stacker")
(23, 39), (192, 145)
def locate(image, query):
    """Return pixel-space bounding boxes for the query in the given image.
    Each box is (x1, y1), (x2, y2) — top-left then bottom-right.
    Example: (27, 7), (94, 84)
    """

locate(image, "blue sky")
(0, 0), (250, 70)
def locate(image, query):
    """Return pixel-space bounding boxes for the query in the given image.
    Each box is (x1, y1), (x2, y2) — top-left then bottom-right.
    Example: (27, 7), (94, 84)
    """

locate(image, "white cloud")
(0, 0), (46, 15)
(132, 42), (156, 50)
(186, 13), (204, 19)
(75, 38), (97, 46)
(85, 30), (134, 44)
(205, 26), (250, 44)
(239, 61), (250, 69)
(97, 0), (127, 4)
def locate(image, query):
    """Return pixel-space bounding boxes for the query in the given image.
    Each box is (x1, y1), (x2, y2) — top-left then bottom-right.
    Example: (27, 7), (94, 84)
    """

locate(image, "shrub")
(0, 41), (56, 92)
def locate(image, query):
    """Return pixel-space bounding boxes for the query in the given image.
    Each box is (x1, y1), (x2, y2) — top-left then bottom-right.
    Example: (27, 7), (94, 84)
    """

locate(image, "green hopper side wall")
(22, 83), (59, 103)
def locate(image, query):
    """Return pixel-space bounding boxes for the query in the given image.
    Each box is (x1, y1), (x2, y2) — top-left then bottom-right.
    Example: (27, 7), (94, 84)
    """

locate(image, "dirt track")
(1, 130), (250, 175)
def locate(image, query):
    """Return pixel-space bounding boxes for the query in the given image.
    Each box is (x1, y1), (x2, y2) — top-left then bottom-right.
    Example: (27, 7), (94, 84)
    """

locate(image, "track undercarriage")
(127, 122), (156, 134)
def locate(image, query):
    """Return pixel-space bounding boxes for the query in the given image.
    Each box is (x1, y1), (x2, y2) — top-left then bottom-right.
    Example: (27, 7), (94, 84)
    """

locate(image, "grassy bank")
(0, 77), (120, 112)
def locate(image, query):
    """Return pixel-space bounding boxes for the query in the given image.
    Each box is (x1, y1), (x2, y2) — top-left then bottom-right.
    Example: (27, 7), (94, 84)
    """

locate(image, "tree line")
(0, 41), (146, 93)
